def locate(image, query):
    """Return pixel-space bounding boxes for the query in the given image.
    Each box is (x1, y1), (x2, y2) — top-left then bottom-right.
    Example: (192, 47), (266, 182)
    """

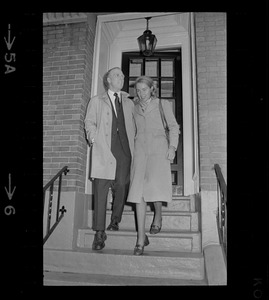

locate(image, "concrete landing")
(44, 270), (208, 286)
(44, 248), (205, 280)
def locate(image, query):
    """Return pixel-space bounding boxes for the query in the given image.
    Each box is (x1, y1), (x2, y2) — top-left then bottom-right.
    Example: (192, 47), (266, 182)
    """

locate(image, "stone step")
(167, 195), (196, 212)
(77, 229), (201, 253)
(44, 248), (205, 280)
(87, 210), (199, 232)
(44, 270), (208, 286)
(107, 195), (197, 212)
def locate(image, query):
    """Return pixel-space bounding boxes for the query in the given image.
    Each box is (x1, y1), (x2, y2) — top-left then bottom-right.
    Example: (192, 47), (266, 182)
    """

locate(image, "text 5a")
(4, 24), (16, 74)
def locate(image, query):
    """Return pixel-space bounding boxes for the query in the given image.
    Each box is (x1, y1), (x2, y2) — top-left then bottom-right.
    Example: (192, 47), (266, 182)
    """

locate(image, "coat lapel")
(101, 92), (112, 109)
(134, 102), (143, 116)
(120, 91), (129, 116)
(103, 90), (130, 111)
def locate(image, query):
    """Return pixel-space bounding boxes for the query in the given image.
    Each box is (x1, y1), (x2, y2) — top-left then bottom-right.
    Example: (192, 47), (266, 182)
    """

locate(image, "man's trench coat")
(84, 91), (135, 180)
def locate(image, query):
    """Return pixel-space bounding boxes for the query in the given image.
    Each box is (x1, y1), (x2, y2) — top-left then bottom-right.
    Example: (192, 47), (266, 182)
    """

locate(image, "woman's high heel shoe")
(150, 218), (162, 235)
(133, 235), (149, 256)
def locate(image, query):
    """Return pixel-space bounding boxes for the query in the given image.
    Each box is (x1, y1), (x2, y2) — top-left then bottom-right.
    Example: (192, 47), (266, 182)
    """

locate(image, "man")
(84, 67), (135, 250)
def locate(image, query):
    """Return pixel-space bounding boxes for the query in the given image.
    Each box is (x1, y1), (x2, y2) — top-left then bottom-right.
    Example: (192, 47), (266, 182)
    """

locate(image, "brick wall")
(43, 17), (96, 193)
(195, 13), (227, 191)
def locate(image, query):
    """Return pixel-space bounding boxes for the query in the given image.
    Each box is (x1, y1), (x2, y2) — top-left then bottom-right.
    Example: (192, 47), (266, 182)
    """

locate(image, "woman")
(127, 76), (180, 255)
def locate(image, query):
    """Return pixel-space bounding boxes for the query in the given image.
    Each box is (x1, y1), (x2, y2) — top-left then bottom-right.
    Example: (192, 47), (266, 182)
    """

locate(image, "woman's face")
(136, 82), (153, 101)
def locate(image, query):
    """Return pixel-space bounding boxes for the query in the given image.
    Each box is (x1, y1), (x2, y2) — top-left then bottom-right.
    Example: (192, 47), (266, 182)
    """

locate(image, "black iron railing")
(214, 163), (227, 257)
(43, 166), (69, 245)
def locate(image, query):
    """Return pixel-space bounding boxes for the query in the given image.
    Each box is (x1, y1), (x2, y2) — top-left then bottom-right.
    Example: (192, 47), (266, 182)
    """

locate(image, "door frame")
(85, 12), (199, 196)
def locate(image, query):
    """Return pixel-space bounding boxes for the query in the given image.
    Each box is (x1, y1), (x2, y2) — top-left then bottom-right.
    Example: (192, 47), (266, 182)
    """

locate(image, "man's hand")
(166, 146), (176, 162)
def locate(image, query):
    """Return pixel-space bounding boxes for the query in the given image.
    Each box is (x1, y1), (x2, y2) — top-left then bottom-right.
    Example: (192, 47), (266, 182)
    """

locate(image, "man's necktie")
(114, 92), (120, 117)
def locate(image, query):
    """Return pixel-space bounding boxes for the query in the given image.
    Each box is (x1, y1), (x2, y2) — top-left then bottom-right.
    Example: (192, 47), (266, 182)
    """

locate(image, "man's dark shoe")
(92, 230), (107, 250)
(107, 219), (119, 231)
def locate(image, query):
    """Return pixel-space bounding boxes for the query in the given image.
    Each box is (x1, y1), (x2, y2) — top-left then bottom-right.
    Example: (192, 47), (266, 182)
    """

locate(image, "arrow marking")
(4, 24), (16, 50)
(4, 173), (16, 200)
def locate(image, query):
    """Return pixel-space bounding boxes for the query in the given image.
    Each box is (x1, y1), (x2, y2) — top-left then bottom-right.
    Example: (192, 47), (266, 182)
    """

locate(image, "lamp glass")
(137, 29), (157, 56)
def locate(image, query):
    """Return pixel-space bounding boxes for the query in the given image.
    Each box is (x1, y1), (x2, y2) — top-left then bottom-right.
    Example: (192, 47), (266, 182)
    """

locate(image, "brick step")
(44, 270), (207, 286)
(77, 229), (201, 253)
(44, 248), (205, 280)
(87, 210), (199, 232)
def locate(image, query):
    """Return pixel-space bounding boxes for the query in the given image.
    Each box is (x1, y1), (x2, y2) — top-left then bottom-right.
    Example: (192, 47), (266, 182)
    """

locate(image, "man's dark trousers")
(93, 99), (131, 231)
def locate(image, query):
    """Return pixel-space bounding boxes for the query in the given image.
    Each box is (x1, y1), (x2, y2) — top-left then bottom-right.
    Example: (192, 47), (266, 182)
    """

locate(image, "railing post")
(56, 174), (63, 222)
(43, 190), (46, 215)
(217, 183), (223, 244)
(223, 196), (227, 254)
(46, 183), (54, 237)
(214, 164), (227, 257)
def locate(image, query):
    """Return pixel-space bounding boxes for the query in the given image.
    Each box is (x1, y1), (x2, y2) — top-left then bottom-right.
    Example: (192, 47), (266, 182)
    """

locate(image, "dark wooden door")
(122, 51), (183, 195)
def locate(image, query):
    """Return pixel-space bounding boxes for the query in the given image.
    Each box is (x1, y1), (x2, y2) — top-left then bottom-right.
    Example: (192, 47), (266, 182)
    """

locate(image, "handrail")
(43, 166), (69, 191)
(214, 163), (227, 258)
(43, 166), (69, 245)
(214, 164), (227, 205)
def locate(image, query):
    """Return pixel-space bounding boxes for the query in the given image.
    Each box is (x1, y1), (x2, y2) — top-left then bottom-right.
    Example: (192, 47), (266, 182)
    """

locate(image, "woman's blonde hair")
(134, 76), (158, 99)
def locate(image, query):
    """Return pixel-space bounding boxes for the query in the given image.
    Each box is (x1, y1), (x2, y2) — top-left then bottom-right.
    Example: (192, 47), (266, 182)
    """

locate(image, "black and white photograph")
(1, 7), (268, 296)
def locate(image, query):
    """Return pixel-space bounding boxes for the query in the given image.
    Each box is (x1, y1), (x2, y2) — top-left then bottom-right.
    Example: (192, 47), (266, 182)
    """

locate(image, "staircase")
(44, 194), (208, 285)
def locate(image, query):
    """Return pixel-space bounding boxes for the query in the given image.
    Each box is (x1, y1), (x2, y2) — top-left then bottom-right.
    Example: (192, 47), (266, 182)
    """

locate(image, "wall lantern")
(137, 17), (157, 56)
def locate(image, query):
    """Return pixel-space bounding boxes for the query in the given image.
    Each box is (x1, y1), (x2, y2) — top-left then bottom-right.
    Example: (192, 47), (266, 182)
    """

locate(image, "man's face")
(107, 68), (125, 92)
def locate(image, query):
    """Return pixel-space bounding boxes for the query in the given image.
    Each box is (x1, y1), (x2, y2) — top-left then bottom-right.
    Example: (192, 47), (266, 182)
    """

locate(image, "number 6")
(4, 205), (15, 215)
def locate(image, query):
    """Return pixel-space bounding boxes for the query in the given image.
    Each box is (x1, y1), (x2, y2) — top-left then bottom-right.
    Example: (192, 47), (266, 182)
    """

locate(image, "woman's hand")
(167, 146), (176, 162)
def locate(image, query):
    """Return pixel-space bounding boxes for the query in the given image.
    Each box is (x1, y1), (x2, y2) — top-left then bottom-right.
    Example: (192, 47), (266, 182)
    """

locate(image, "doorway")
(85, 12), (199, 196)
(122, 51), (183, 195)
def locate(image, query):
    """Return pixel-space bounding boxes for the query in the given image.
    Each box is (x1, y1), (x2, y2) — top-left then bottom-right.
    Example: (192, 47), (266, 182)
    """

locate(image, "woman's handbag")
(159, 99), (170, 144)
